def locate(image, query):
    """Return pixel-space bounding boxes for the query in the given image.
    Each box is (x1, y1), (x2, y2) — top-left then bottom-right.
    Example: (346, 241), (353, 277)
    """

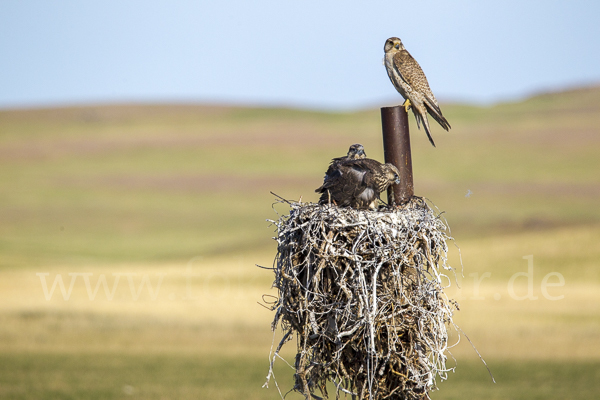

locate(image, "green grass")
(0, 353), (295, 400)
(1, 353), (598, 400)
(433, 359), (600, 400)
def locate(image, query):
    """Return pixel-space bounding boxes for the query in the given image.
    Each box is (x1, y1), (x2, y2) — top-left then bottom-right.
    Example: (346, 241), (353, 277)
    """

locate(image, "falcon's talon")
(402, 99), (412, 112)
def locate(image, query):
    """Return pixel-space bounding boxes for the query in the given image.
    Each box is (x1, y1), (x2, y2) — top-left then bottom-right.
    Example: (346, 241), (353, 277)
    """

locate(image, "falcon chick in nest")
(320, 143), (367, 182)
(316, 145), (400, 210)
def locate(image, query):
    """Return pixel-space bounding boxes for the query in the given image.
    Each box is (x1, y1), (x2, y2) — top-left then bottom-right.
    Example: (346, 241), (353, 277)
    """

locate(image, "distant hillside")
(1, 86), (599, 266)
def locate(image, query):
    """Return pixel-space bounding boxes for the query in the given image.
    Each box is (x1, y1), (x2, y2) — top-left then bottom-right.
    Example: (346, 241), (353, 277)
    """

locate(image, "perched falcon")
(315, 156), (400, 210)
(384, 37), (450, 147)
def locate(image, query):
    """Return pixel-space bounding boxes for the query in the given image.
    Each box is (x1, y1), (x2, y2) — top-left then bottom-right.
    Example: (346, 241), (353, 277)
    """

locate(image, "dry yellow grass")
(0, 255), (278, 356)
(1, 224), (598, 364)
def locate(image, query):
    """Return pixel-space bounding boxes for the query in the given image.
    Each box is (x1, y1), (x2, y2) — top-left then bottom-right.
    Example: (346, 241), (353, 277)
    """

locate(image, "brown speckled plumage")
(384, 37), (450, 147)
(316, 152), (400, 210)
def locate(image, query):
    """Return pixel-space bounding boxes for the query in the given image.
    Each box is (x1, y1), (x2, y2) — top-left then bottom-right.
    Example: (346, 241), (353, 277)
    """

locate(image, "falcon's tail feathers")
(412, 108), (422, 130)
(424, 98), (451, 131)
(414, 110), (436, 147)
(421, 116), (437, 147)
(315, 182), (333, 193)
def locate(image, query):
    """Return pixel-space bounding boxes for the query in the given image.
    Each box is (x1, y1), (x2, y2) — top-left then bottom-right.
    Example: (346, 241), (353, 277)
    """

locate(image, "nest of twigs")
(263, 197), (461, 400)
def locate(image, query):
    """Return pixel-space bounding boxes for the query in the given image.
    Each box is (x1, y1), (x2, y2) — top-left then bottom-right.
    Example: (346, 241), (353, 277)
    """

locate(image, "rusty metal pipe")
(381, 106), (414, 205)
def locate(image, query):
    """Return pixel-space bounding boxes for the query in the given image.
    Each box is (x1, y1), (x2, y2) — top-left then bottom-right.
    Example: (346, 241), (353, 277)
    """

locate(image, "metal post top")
(381, 105), (414, 205)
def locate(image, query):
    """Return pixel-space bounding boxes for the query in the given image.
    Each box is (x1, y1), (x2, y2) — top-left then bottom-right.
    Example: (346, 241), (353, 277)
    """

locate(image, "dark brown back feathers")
(316, 158), (400, 210)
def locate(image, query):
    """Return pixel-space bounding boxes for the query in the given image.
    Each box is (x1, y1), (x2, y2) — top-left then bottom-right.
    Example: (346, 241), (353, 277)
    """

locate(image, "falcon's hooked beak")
(394, 174), (401, 185)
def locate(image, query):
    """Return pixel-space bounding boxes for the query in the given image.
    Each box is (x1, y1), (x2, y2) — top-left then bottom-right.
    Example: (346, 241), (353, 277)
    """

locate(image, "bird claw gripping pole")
(381, 105), (414, 205)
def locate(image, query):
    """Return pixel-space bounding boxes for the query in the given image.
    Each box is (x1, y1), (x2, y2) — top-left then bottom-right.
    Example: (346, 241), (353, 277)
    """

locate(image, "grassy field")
(1, 85), (600, 398)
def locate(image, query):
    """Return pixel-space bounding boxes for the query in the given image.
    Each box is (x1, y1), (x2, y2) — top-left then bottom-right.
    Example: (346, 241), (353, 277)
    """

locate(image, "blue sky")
(1, 0), (599, 110)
